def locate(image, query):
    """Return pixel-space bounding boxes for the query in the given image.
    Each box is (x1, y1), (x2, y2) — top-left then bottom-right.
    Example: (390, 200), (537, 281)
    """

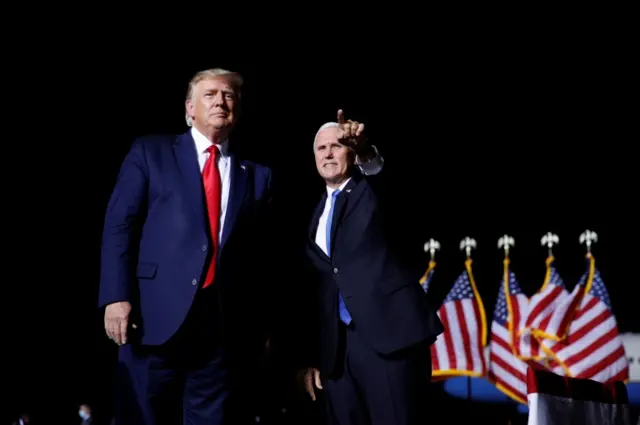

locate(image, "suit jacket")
(304, 171), (444, 377)
(98, 130), (273, 353)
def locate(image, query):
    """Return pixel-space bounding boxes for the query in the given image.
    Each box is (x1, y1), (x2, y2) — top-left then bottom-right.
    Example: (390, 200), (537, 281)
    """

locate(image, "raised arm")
(336, 109), (384, 177)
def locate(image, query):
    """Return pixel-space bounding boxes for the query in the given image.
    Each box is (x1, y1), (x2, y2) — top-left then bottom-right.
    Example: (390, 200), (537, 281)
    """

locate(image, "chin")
(321, 172), (336, 180)
(209, 118), (231, 128)
(324, 174), (344, 183)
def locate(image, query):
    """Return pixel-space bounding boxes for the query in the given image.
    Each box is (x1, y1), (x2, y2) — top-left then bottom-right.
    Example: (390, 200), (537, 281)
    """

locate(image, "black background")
(4, 21), (634, 424)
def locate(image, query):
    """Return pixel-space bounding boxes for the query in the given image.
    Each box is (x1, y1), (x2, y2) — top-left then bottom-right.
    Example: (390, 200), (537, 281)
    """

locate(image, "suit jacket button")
(333, 268), (338, 273)
(202, 245), (207, 251)
(192, 279), (198, 285)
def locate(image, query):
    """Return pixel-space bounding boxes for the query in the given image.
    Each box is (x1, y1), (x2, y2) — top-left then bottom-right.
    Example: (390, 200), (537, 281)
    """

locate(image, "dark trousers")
(325, 323), (433, 425)
(115, 286), (244, 425)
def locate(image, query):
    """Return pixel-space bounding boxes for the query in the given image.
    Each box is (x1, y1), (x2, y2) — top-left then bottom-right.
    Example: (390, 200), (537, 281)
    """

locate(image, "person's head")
(78, 404), (91, 420)
(185, 68), (243, 140)
(313, 122), (356, 188)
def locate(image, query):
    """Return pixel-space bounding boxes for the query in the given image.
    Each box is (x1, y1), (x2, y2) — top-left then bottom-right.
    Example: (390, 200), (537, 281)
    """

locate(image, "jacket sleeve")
(98, 140), (149, 309)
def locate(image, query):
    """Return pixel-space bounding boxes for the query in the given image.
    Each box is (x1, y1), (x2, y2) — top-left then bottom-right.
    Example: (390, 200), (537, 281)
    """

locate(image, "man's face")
(186, 76), (239, 133)
(314, 127), (353, 184)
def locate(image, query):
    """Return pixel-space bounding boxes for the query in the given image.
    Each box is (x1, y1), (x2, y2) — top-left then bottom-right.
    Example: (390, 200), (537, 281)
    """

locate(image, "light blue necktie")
(326, 189), (352, 325)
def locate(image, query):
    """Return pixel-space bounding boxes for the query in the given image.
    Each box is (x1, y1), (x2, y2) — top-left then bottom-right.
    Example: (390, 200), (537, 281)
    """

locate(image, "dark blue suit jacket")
(304, 171), (444, 377)
(99, 130), (273, 352)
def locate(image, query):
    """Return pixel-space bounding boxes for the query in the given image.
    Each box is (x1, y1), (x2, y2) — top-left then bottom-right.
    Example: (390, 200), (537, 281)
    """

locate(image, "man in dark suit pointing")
(299, 110), (444, 425)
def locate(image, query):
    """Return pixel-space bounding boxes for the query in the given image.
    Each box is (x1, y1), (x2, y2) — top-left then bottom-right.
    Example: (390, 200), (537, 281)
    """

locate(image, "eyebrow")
(203, 88), (236, 95)
(315, 140), (341, 149)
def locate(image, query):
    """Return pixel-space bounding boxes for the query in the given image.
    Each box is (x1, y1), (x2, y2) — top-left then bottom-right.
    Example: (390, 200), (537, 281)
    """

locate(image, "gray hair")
(313, 122), (340, 151)
(185, 68), (244, 127)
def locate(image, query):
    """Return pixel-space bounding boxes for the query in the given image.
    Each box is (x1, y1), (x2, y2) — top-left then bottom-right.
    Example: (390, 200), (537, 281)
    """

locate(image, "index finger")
(305, 375), (316, 401)
(314, 369), (323, 390)
(337, 109), (345, 124)
(119, 318), (128, 345)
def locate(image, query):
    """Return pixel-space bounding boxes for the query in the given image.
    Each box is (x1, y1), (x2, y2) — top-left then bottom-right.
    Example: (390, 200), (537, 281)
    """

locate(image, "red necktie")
(202, 145), (221, 288)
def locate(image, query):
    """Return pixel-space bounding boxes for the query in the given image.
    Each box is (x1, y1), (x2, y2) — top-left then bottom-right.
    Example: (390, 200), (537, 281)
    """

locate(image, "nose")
(213, 91), (225, 105)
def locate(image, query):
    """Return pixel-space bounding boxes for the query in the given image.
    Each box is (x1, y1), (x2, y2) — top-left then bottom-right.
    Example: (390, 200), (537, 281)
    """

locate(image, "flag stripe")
(526, 284), (564, 328)
(439, 306), (457, 370)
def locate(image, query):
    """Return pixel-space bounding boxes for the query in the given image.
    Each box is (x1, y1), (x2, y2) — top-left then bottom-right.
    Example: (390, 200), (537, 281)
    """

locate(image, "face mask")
(79, 410), (88, 420)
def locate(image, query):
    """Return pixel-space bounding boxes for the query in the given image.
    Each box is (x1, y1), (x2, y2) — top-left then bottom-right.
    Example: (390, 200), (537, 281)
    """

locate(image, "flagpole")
(498, 235), (516, 425)
(458, 237), (476, 406)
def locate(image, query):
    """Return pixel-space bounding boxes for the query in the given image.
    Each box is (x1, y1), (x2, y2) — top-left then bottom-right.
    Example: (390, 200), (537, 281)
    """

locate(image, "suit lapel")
(308, 192), (326, 241)
(173, 132), (248, 250)
(308, 192), (330, 262)
(307, 176), (362, 262)
(220, 153), (247, 251)
(173, 132), (206, 229)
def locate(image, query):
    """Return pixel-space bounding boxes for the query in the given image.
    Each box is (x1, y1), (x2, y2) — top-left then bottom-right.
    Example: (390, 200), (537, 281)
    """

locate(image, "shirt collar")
(190, 127), (229, 158)
(326, 177), (351, 196)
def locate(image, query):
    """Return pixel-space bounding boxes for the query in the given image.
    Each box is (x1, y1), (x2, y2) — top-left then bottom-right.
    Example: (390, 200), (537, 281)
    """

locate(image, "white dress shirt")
(315, 150), (384, 254)
(191, 127), (231, 244)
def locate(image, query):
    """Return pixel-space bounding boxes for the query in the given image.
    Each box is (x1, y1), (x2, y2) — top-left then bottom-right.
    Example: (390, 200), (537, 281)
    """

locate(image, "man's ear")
(348, 147), (357, 165)
(185, 99), (194, 119)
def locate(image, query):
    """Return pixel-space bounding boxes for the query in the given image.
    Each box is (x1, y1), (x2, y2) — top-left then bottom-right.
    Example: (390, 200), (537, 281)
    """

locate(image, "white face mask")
(78, 410), (88, 420)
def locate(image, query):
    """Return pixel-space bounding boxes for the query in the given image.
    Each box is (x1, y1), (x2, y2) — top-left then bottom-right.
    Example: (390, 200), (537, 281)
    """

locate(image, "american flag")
(515, 257), (569, 361)
(540, 255), (629, 384)
(530, 257), (585, 349)
(419, 259), (436, 293)
(488, 259), (531, 404)
(430, 259), (487, 379)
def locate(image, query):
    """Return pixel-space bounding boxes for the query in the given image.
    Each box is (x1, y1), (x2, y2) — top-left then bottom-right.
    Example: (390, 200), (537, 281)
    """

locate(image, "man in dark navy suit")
(298, 111), (444, 425)
(99, 68), (274, 425)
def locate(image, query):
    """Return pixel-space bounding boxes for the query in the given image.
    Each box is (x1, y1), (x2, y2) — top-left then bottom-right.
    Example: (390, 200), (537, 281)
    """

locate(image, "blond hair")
(185, 68), (244, 126)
